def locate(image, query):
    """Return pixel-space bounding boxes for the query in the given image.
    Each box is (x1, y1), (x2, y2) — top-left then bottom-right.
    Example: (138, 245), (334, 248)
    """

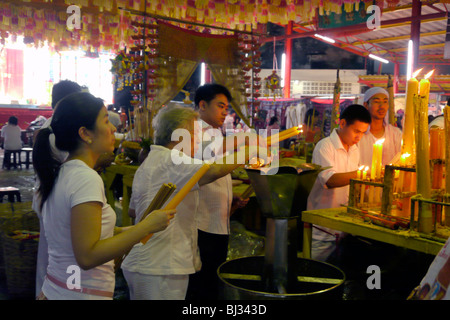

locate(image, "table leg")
(121, 184), (132, 227)
(102, 171), (117, 211)
(303, 222), (312, 259)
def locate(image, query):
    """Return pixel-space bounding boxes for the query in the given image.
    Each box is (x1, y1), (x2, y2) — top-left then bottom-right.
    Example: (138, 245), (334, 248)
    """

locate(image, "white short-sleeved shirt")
(195, 120), (232, 235)
(358, 124), (402, 168)
(1, 124), (22, 150)
(307, 129), (360, 241)
(121, 145), (204, 275)
(41, 160), (116, 299)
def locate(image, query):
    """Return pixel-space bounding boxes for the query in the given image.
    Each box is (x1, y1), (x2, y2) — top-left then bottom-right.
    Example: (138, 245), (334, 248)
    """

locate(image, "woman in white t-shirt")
(32, 92), (176, 300)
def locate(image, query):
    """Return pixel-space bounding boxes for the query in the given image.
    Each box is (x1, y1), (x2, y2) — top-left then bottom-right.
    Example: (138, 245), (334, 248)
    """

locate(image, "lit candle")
(357, 165), (364, 179)
(371, 138), (385, 180)
(267, 126), (300, 146)
(396, 153), (410, 193)
(418, 70), (434, 108)
(362, 166), (368, 180)
(402, 68), (422, 163)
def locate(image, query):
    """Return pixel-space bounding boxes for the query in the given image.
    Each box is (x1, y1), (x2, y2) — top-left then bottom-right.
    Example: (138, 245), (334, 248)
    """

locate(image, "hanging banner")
(318, 1), (377, 29)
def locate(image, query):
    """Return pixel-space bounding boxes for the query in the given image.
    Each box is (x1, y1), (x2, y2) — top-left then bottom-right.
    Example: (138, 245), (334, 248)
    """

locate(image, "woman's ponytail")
(32, 127), (62, 211)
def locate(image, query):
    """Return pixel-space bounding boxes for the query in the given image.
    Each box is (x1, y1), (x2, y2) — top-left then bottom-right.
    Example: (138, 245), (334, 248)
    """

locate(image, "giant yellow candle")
(414, 94), (432, 233)
(141, 163), (211, 244)
(418, 70), (434, 108)
(444, 102), (450, 226)
(402, 68), (422, 164)
(371, 139), (384, 180)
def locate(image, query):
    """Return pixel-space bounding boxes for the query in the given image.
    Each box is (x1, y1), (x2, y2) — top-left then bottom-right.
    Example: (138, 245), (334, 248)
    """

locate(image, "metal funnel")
(245, 160), (324, 219)
(244, 159), (324, 294)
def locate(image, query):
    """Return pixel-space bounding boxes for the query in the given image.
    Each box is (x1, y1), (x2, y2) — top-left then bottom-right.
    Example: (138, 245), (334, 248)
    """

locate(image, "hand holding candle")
(141, 164), (211, 244)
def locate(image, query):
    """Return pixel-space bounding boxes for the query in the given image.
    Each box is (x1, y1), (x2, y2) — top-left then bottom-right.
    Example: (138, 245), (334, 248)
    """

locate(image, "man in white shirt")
(307, 104), (371, 262)
(358, 87), (402, 168)
(186, 84), (255, 300)
(1, 116), (22, 151)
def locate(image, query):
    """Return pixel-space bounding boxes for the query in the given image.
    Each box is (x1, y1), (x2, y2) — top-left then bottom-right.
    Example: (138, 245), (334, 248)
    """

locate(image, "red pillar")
(284, 21), (293, 98)
(205, 65), (212, 83)
(411, 0), (421, 71)
(394, 63), (399, 94)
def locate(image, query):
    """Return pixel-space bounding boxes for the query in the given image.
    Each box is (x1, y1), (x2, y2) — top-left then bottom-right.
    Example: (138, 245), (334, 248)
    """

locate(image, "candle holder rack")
(410, 196), (450, 243)
(347, 163), (449, 238)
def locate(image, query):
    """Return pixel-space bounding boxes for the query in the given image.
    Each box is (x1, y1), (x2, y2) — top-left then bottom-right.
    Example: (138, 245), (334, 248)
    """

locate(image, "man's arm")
(325, 171), (358, 189)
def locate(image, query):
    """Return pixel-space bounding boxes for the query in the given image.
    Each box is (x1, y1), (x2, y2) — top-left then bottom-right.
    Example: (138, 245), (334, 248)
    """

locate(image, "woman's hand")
(141, 209), (176, 234)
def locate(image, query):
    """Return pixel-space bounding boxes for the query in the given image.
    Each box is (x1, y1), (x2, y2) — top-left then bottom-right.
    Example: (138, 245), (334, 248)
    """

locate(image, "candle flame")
(375, 138), (385, 145)
(365, 166), (369, 171)
(359, 165), (365, 170)
(424, 69), (434, 80)
(401, 152), (411, 159)
(412, 68), (423, 79)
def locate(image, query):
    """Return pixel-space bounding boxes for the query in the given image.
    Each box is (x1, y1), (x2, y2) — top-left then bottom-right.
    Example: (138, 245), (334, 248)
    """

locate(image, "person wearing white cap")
(358, 87), (402, 169)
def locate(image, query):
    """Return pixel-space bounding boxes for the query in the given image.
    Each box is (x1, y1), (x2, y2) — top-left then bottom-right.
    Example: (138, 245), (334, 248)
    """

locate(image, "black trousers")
(186, 230), (229, 300)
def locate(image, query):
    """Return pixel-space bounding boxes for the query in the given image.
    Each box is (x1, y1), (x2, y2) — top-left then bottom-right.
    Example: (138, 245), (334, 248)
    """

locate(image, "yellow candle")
(418, 70), (434, 108)
(141, 163), (211, 244)
(360, 166), (368, 205)
(414, 95), (432, 233)
(396, 153), (409, 193)
(402, 68), (422, 162)
(357, 165), (364, 179)
(371, 139), (384, 180)
(444, 104), (450, 226)
(376, 139), (384, 179)
(362, 166), (368, 180)
(267, 126), (299, 146)
(268, 127), (301, 147)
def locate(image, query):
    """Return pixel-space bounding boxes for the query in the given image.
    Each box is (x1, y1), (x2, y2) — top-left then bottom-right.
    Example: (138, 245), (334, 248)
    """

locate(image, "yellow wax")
(444, 106), (450, 226)
(414, 95), (432, 233)
(402, 77), (419, 161)
(375, 143), (383, 178)
(267, 126), (299, 146)
(371, 144), (378, 180)
(362, 167), (368, 180)
(419, 78), (431, 107)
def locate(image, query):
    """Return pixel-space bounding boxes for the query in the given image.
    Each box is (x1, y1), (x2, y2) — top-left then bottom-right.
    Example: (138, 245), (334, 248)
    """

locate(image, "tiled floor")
(0, 148), (437, 300)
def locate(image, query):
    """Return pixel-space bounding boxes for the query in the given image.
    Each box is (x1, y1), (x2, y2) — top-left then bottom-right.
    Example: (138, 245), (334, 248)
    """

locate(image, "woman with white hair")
(121, 104), (260, 300)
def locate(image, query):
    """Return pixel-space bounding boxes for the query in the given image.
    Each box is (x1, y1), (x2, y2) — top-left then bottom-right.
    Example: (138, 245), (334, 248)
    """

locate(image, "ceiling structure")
(1, 0), (449, 94)
(261, 1), (450, 94)
(265, 1), (449, 66)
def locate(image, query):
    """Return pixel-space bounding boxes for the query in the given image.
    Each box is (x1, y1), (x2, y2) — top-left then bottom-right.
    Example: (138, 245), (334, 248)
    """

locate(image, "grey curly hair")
(152, 104), (199, 146)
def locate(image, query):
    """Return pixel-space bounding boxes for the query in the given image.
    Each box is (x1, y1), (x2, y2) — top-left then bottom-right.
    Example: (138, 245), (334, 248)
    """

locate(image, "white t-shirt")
(41, 160), (116, 299)
(1, 124), (22, 150)
(195, 119), (232, 235)
(307, 129), (360, 241)
(121, 145), (204, 275)
(358, 124), (402, 168)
